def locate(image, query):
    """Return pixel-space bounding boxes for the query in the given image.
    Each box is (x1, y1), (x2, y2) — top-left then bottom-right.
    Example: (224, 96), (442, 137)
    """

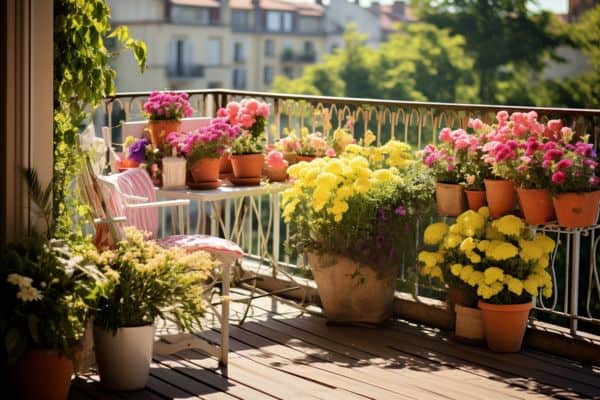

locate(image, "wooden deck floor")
(71, 289), (600, 400)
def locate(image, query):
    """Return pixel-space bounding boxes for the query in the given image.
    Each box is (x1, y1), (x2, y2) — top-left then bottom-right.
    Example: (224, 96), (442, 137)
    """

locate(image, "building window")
(283, 66), (293, 79)
(208, 81), (222, 89)
(303, 41), (314, 54)
(234, 42), (245, 63)
(282, 12), (293, 32)
(264, 66), (274, 85)
(298, 16), (320, 33)
(232, 10), (251, 29)
(167, 38), (193, 77)
(207, 38), (221, 66)
(265, 39), (274, 57)
(171, 6), (213, 25)
(233, 68), (247, 89)
(266, 11), (281, 31)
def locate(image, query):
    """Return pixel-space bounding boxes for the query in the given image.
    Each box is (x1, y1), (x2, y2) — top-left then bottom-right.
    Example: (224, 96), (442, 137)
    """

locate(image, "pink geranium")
(143, 91), (193, 121)
(266, 150), (288, 170)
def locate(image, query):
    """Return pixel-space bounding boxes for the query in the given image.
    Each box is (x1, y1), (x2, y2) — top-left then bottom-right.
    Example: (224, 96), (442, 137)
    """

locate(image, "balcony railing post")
(570, 231), (581, 335)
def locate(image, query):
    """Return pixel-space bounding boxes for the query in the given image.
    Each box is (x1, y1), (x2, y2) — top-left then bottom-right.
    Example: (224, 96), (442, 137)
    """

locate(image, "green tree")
(414, 0), (567, 103)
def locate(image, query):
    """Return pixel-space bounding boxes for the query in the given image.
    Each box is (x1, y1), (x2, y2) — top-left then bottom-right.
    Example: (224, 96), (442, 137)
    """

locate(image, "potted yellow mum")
(282, 133), (435, 323)
(420, 210), (556, 352)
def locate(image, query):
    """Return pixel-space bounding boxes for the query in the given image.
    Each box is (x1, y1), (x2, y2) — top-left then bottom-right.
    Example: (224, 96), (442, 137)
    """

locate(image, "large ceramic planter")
(517, 188), (555, 225)
(552, 191), (600, 228)
(478, 300), (532, 352)
(308, 252), (397, 323)
(435, 182), (467, 217)
(230, 153), (265, 178)
(484, 179), (516, 219)
(16, 349), (74, 400)
(94, 324), (155, 390)
(465, 190), (487, 212)
(190, 157), (221, 183)
(297, 155), (316, 163)
(455, 304), (485, 342)
(147, 120), (181, 149)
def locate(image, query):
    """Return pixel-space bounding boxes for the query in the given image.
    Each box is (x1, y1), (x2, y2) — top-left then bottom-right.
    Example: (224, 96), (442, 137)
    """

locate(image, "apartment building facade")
(107, 0), (339, 92)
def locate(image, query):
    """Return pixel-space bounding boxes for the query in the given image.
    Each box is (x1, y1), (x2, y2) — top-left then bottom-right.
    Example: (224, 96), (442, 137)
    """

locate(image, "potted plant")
(1, 236), (101, 400)
(169, 119), (239, 188)
(296, 128), (334, 162)
(461, 118), (491, 211)
(419, 127), (477, 216)
(264, 150), (289, 182)
(283, 139), (434, 323)
(218, 98), (270, 182)
(143, 91), (193, 149)
(125, 137), (164, 187)
(437, 212), (556, 352)
(547, 136), (600, 228)
(89, 228), (214, 390)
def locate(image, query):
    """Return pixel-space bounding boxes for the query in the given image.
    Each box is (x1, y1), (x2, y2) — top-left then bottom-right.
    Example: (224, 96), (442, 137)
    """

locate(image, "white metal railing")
(99, 89), (600, 336)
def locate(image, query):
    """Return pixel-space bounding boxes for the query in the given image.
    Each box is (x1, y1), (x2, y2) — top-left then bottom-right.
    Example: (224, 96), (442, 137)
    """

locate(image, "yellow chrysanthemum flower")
(468, 252), (482, 264)
(507, 276), (524, 296)
(519, 240), (544, 262)
(492, 215), (525, 237)
(467, 271), (484, 287)
(459, 237), (477, 253)
(373, 169), (393, 182)
(484, 266), (505, 285)
(450, 263), (463, 276)
(444, 234), (463, 249)
(486, 240), (519, 261)
(533, 234), (556, 254)
(456, 210), (486, 237)
(485, 225), (504, 240)
(477, 207), (490, 218)
(523, 278), (539, 296)
(459, 265), (474, 281)
(423, 222), (449, 245)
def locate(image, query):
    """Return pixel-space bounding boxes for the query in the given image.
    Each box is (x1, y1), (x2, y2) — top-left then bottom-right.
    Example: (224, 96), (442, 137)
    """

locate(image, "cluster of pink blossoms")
(217, 98), (270, 130)
(168, 118), (240, 158)
(143, 91), (193, 121)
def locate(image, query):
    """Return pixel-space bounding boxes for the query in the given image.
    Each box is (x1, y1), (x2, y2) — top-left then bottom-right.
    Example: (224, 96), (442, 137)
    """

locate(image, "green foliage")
(53, 0), (146, 238)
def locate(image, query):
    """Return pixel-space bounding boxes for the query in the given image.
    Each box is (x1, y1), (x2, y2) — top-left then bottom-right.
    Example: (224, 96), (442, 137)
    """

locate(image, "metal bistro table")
(156, 182), (291, 273)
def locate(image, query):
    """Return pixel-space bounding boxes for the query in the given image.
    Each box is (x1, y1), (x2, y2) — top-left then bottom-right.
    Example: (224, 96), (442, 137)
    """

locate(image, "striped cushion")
(158, 234), (244, 265)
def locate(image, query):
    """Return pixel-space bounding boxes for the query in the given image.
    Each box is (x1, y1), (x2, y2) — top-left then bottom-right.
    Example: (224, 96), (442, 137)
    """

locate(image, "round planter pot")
(447, 285), (478, 312)
(265, 166), (288, 182)
(94, 324), (155, 391)
(435, 182), (467, 217)
(308, 252), (397, 323)
(484, 179), (516, 219)
(516, 188), (555, 225)
(16, 349), (74, 400)
(147, 120), (181, 149)
(552, 191), (600, 228)
(455, 304), (485, 342)
(190, 157), (221, 183)
(219, 151), (233, 174)
(297, 155), (316, 163)
(230, 153), (265, 178)
(283, 151), (298, 165)
(478, 300), (532, 353)
(465, 190), (487, 212)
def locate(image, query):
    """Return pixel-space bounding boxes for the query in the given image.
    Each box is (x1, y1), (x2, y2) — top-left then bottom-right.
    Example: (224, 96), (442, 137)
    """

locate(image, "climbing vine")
(53, 0), (146, 238)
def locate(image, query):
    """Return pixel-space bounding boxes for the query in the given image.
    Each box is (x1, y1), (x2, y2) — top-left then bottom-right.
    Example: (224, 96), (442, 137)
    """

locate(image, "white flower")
(16, 286), (43, 302)
(7, 273), (33, 288)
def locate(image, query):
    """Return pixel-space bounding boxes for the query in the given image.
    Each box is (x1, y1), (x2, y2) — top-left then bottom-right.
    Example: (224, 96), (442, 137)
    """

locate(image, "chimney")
(371, 1), (381, 15)
(392, 1), (405, 17)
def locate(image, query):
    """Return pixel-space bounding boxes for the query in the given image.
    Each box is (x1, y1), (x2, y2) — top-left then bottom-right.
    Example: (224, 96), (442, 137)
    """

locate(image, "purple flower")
(394, 205), (406, 216)
(128, 138), (149, 163)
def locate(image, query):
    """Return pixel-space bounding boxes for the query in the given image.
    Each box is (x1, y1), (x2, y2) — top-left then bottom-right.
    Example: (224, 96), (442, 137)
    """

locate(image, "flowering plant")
(547, 138), (599, 193)
(282, 139), (434, 275)
(125, 137), (163, 182)
(218, 98), (269, 154)
(461, 118), (493, 190)
(143, 91), (193, 121)
(418, 208), (556, 304)
(265, 150), (289, 170)
(168, 119), (240, 165)
(88, 228), (215, 333)
(0, 235), (102, 362)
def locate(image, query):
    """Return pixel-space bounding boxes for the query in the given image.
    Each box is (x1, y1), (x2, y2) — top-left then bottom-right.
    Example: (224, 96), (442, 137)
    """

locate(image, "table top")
(156, 181), (291, 201)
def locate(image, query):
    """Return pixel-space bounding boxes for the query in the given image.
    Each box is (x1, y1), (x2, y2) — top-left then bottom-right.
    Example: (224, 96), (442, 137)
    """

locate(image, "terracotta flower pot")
(465, 190), (487, 212)
(147, 119), (181, 149)
(552, 191), (600, 228)
(297, 155), (316, 163)
(283, 151), (298, 165)
(265, 166), (288, 182)
(517, 188), (556, 225)
(478, 300), (532, 352)
(16, 349), (74, 400)
(230, 153), (265, 178)
(447, 285), (478, 312)
(219, 151), (233, 174)
(308, 252), (397, 323)
(484, 179), (516, 219)
(455, 304), (485, 342)
(435, 182), (467, 217)
(190, 157), (221, 183)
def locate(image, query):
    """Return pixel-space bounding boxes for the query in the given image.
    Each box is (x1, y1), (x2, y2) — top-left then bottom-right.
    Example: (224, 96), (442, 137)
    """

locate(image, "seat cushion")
(158, 235), (244, 264)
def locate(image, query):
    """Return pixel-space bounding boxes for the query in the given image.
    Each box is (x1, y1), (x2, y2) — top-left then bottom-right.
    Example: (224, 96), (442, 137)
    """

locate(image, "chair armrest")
(122, 193), (149, 202)
(125, 199), (190, 209)
(94, 216), (127, 224)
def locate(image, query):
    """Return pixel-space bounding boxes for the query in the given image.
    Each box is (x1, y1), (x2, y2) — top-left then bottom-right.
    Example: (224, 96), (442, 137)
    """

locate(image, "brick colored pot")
(435, 182), (467, 217)
(283, 151), (298, 165)
(308, 252), (397, 323)
(479, 300), (532, 352)
(265, 166), (288, 182)
(297, 155), (316, 163)
(484, 179), (516, 219)
(447, 285), (478, 312)
(465, 190), (487, 212)
(231, 154), (265, 178)
(552, 191), (600, 228)
(190, 158), (221, 183)
(219, 151), (233, 174)
(16, 349), (74, 400)
(517, 188), (555, 225)
(147, 120), (181, 149)
(455, 304), (485, 342)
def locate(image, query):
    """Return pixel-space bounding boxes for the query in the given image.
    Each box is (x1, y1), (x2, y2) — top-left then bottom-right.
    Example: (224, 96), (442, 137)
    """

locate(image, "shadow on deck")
(71, 288), (600, 400)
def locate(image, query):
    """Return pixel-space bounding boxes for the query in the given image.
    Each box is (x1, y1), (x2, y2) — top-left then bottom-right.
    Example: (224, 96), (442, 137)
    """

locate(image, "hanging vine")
(53, 0), (146, 238)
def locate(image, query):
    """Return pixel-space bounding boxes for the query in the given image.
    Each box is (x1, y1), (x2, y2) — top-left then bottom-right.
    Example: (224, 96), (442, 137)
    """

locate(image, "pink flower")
(556, 159), (573, 169)
(547, 119), (562, 132)
(551, 171), (566, 184)
(589, 176), (600, 187)
(310, 135), (328, 150)
(439, 128), (452, 143)
(266, 150), (288, 169)
(325, 148), (336, 157)
(468, 118), (483, 130)
(496, 111), (509, 125)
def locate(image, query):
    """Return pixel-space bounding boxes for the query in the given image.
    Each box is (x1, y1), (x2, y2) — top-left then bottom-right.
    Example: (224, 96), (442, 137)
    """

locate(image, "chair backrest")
(97, 168), (160, 238)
